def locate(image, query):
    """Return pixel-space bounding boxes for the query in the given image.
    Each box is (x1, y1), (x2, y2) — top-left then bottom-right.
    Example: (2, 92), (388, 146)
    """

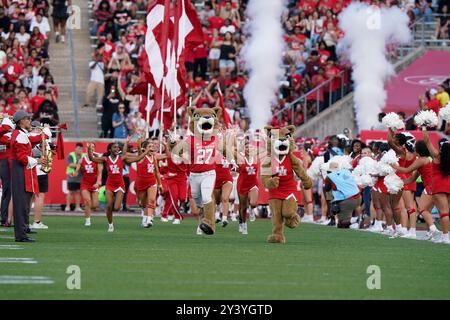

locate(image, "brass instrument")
(40, 130), (53, 174)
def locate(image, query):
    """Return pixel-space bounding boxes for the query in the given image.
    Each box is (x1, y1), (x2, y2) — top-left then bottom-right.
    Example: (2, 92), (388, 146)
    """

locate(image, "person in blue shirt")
(112, 103), (128, 139)
(324, 162), (361, 228)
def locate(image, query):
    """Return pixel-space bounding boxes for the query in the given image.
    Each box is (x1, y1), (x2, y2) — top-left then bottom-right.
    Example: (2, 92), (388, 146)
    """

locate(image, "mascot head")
(264, 125), (296, 157)
(188, 106), (222, 137)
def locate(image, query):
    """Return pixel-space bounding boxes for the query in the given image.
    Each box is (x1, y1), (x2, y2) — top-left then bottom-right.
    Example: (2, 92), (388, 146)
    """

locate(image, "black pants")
(0, 158), (11, 223)
(101, 117), (113, 138)
(11, 160), (33, 241)
(122, 176), (130, 210)
(194, 58), (208, 80)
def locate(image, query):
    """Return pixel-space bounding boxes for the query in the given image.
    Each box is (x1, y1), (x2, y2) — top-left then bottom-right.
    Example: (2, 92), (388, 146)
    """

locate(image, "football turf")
(0, 216), (449, 300)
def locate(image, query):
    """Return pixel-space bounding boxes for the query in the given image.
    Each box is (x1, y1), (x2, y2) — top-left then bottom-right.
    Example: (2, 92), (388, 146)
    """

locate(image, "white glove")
(42, 127), (52, 139)
(168, 130), (180, 143)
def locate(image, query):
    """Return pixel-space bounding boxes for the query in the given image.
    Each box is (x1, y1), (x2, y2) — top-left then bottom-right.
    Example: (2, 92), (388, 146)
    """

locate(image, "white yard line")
(0, 245), (23, 250)
(0, 276), (54, 284)
(0, 258), (37, 264)
(0, 236), (14, 240)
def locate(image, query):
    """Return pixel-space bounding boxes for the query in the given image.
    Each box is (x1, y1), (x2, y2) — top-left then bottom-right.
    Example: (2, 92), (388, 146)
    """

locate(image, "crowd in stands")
(0, 0), (62, 127)
(87, 0), (449, 138)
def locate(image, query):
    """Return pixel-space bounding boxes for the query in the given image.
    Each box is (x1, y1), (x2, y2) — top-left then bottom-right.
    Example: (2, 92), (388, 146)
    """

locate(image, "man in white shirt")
(29, 11), (51, 40)
(83, 55), (105, 108)
(219, 19), (236, 35)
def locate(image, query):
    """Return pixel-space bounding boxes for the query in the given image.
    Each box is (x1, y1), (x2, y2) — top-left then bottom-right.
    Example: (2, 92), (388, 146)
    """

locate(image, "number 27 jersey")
(189, 135), (217, 173)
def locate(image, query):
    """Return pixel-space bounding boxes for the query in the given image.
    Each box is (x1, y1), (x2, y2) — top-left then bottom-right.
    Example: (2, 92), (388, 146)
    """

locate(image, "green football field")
(0, 216), (449, 300)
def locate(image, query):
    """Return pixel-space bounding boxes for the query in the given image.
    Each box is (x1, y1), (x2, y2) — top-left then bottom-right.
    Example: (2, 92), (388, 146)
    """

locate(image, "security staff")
(10, 110), (50, 242)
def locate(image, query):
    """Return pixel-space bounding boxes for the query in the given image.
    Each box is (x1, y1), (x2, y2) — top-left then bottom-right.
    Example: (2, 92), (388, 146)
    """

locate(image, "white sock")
(409, 227), (416, 235)
(222, 215), (228, 222)
(86, 218), (91, 223)
(429, 224), (437, 232)
(252, 207), (258, 216)
(109, 223), (114, 227)
(56, 31), (60, 36)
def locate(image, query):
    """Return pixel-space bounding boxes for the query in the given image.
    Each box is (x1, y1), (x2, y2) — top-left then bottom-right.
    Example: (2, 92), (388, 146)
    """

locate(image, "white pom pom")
(352, 171), (362, 186)
(307, 156), (324, 180)
(360, 174), (375, 187)
(328, 155), (352, 170)
(380, 150), (399, 165)
(377, 162), (395, 176)
(382, 112), (405, 130)
(414, 110), (438, 127)
(439, 102), (450, 122)
(384, 173), (404, 194)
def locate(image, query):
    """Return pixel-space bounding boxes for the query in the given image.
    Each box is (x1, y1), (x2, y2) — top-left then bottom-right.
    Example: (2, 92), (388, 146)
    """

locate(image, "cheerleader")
(213, 151), (233, 227)
(87, 138), (152, 232)
(387, 129), (415, 237)
(72, 143), (102, 227)
(236, 136), (259, 235)
(135, 139), (162, 228)
(391, 140), (441, 240)
(300, 143), (314, 223)
(423, 128), (450, 244)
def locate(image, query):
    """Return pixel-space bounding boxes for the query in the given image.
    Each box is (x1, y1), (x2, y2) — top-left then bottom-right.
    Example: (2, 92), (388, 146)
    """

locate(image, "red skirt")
(105, 177), (125, 193)
(135, 177), (157, 192)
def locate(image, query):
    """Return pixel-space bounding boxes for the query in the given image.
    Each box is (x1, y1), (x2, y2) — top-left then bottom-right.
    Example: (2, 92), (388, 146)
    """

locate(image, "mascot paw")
(199, 223), (215, 235)
(284, 214), (300, 229)
(267, 234), (286, 244)
(266, 177), (280, 189)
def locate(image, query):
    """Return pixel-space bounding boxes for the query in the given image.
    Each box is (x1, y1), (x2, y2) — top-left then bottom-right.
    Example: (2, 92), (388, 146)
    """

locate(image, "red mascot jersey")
(268, 155), (298, 200)
(189, 135), (216, 173)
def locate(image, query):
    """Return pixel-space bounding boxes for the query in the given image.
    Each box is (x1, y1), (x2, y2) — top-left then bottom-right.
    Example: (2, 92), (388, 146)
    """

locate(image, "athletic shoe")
(30, 222), (48, 229)
(322, 219), (331, 226)
(222, 220), (228, 228)
(239, 223), (243, 233)
(249, 210), (256, 222)
(350, 222), (359, 230)
(302, 215), (314, 223)
(316, 217), (327, 224)
(168, 215), (174, 221)
(160, 217), (169, 223)
(350, 217), (359, 224)
(141, 216), (147, 227)
(65, 206), (71, 212)
(368, 224), (384, 233)
(400, 232), (416, 239)
(145, 218), (153, 228)
(196, 226), (203, 235)
(383, 227), (395, 237)
(173, 219), (181, 225)
(231, 214), (238, 222)
(241, 222), (248, 235)
(215, 211), (221, 223)
(61, 35), (65, 43)
(433, 236), (450, 244)
(85, 219), (91, 227)
(108, 224), (114, 232)
(424, 229), (442, 241)
(75, 207), (83, 212)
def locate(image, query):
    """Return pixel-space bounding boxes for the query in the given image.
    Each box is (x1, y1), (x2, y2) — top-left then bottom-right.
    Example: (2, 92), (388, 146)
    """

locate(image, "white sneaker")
(302, 215), (314, 223)
(316, 217), (327, 224)
(321, 219), (331, 226)
(383, 226), (395, 237)
(424, 229), (442, 241)
(215, 211), (221, 223)
(249, 210), (256, 222)
(161, 217), (169, 223)
(168, 215), (174, 221)
(61, 35), (65, 43)
(241, 222), (248, 235)
(400, 232), (416, 239)
(196, 226), (203, 235)
(141, 216), (147, 227)
(85, 219), (91, 227)
(108, 224), (114, 232)
(65, 206), (71, 212)
(239, 223), (243, 233)
(231, 214), (238, 222)
(350, 222), (359, 230)
(433, 236), (450, 244)
(145, 218), (153, 228)
(30, 222), (48, 229)
(75, 207), (83, 212)
(173, 219), (181, 225)
(350, 217), (359, 224)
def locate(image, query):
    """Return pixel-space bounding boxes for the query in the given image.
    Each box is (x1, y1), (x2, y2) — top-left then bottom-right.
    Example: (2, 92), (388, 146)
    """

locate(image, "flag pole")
(159, 78), (165, 153)
(173, 62), (178, 136)
(146, 84), (151, 139)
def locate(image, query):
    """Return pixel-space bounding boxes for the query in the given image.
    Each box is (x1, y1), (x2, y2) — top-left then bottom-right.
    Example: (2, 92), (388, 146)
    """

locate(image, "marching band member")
(0, 115), (15, 227)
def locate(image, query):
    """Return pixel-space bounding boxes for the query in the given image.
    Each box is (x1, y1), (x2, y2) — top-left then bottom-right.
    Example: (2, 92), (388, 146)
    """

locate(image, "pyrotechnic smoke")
(337, 3), (411, 130)
(242, 0), (285, 130)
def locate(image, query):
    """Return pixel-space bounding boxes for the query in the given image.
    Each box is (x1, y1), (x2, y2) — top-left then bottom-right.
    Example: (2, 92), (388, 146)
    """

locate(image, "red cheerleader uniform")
(135, 155), (157, 192)
(398, 155), (417, 192)
(80, 157), (99, 192)
(431, 162), (450, 195)
(105, 155), (125, 193)
(163, 155), (188, 219)
(373, 176), (388, 194)
(214, 154), (233, 189)
(158, 158), (169, 193)
(237, 156), (259, 195)
(417, 159), (433, 195)
(268, 155), (298, 200)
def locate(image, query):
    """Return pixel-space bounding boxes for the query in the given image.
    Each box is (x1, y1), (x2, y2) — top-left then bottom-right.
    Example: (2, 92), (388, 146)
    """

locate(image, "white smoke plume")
(242, 0), (286, 130)
(337, 3), (411, 130)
